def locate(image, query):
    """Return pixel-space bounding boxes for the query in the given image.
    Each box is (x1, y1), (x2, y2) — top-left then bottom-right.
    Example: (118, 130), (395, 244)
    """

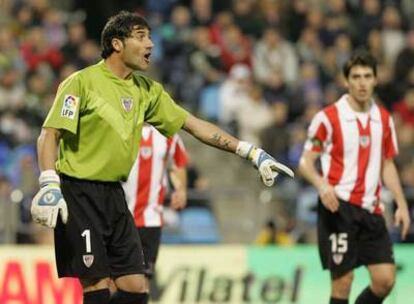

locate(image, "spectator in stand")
(255, 219), (295, 246)
(296, 28), (323, 63)
(402, 0), (414, 22)
(376, 63), (401, 109)
(259, 0), (284, 33)
(218, 63), (251, 130)
(260, 101), (290, 165)
(367, 29), (385, 63)
(393, 86), (414, 128)
(11, 3), (35, 36)
(160, 5), (194, 100)
(0, 27), (26, 74)
(76, 39), (100, 68)
(319, 47), (340, 86)
(235, 82), (274, 146)
(189, 26), (224, 86)
(43, 8), (67, 48)
(20, 26), (63, 72)
(253, 27), (298, 101)
(305, 7), (325, 38)
(286, 0), (309, 42)
(355, 0), (382, 45)
(219, 24), (252, 72)
(231, 0), (264, 38)
(333, 33), (352, 69)
(191, 0), (213, 27)
(186, 26), (224, 112)
(381, 5), (406, 66)
(0, 64), (26, 111)
(319, 0), (351, 47)
(394, 28), (414, 87)
(61, 21), (87, 66)
(209, 11), (234, 47)
(395, 124), (414, 169)
(291, 61), (324, 118)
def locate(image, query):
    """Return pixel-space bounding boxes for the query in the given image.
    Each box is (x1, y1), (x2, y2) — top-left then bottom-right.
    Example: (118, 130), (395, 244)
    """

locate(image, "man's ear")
(111, 38), (124, 52)
(343, 76), (349, 89)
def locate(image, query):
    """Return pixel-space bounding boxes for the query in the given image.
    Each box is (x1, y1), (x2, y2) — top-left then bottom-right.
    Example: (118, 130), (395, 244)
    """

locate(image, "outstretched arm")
(182, 114), (238, 152)
(182, 114), (294, 186)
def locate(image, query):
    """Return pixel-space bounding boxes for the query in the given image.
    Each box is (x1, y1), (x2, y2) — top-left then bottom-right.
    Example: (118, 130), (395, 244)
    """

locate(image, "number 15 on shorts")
(329, 233), (348, 253)
(329, 233), (348, 265)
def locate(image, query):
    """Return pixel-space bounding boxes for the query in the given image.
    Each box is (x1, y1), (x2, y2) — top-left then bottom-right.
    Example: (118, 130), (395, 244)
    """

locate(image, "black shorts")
(318, 200), (394, 274)
(137, 227), (161, 277)
(54, 175), (146, 279)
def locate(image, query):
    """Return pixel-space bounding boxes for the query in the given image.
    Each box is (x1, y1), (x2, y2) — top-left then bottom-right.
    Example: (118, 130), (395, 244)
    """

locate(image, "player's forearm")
(382, 159), (408, 209)
(170, 167), (187, 192)
(183, 114), (238, 153)
(37, 127), (61, 171)
(298, 152), (326, 190)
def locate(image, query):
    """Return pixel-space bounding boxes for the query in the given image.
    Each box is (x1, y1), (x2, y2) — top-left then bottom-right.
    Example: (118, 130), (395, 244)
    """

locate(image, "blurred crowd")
(1, 0), (414, 244)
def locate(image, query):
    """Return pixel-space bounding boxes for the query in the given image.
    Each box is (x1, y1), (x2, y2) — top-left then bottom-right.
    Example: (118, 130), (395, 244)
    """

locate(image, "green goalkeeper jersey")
(43, 60), (188, 181)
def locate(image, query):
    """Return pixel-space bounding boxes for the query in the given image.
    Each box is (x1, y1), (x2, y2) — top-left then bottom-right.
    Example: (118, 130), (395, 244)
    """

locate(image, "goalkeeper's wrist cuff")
(39, 170), (60, 187)
(236, 141), (254, 159)
(236, 141), (260, 163)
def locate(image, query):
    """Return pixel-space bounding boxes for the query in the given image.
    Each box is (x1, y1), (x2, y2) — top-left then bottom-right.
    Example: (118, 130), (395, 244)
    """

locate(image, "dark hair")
(101, 11), (150, 59)
(342, 50), (377, 78)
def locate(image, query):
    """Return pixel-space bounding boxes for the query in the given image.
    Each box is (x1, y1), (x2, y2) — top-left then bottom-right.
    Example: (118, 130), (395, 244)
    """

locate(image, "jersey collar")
(337, 94), (381, 123)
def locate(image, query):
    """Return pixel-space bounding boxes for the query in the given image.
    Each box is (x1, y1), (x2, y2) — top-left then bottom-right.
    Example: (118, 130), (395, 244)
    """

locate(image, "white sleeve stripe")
(389, 116), (399, 154)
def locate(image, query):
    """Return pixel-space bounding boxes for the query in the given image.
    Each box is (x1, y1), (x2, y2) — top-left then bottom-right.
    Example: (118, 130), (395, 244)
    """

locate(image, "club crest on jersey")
(82, 254), (94, 268)
(121, 96), (133, 112)
(333, 253), (343, 265)
(61, 95), (79, 119)
(141, 147), (152, 159)
(359, 135), (370, 148)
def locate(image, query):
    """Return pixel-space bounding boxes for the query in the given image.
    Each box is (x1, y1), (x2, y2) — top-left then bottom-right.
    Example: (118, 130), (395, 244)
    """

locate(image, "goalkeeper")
(30, 11), (294, 304)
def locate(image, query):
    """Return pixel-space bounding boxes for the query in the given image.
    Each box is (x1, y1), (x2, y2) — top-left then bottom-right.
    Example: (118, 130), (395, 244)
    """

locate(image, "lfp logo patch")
(61, 95), (79, 119)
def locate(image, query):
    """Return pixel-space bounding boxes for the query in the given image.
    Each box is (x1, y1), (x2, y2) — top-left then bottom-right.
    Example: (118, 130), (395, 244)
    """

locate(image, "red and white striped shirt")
(304, 94), (398, 214)
(122, 125), (188, 227)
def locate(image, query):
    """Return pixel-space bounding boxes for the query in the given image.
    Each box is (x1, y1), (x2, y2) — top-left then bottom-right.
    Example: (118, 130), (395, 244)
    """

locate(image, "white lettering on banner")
(151, 266), (303, 303)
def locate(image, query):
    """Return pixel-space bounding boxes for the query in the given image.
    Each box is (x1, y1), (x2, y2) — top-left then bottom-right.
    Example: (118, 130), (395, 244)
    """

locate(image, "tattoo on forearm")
(211, 133), (231, 149)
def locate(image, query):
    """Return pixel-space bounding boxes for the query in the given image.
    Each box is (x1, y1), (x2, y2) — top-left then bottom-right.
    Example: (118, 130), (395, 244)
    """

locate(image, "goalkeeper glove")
(236, 141), (294, 186)
(31, 170), (68, 228)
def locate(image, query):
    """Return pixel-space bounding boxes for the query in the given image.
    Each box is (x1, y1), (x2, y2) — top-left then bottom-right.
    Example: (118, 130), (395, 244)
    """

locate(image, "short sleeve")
(144, 82), (189, 137)
(383, 115), (398, 159)
(43, 73), (83, 134)
(304, 111), (330, 153)
(170, 134), (188, 168)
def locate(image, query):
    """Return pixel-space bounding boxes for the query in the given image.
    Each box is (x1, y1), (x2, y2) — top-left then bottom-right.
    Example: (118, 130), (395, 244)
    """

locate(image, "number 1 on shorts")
(81, 229), (92, 253)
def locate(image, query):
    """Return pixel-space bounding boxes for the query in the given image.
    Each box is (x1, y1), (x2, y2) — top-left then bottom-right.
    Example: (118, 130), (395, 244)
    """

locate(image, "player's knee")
(80, 277), (111, 291)
(114, 274), (149, 293)
(372, 274), (395, 296)
(331, 271), (354, 297)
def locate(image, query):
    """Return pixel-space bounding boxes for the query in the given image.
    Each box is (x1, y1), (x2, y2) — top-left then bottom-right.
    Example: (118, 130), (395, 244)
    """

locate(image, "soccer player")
(30, 11), (294, 304)
(122, 124), (188, 285)
(299, 51), (411, 304)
